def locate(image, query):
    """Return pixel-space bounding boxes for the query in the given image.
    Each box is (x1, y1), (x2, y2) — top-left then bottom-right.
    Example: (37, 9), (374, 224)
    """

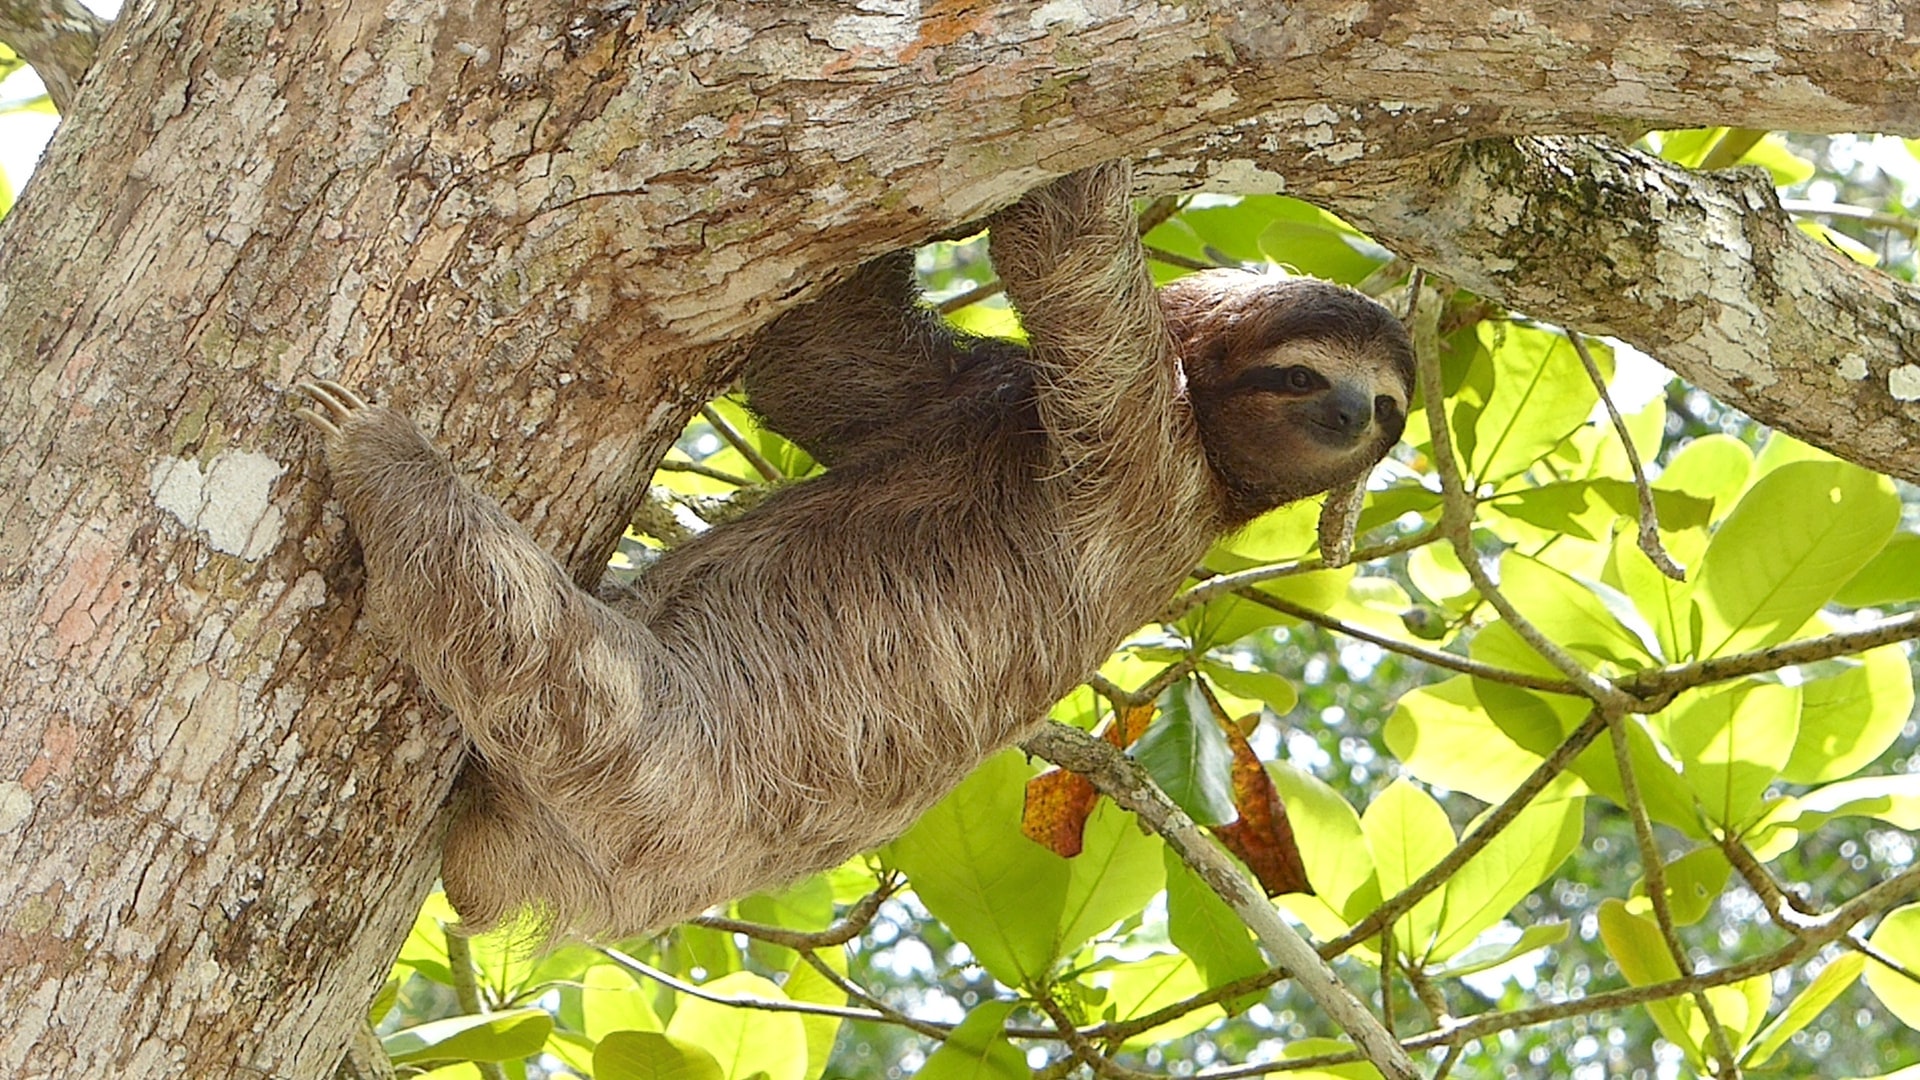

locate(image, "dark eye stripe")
(1234, 365), (1327, 395)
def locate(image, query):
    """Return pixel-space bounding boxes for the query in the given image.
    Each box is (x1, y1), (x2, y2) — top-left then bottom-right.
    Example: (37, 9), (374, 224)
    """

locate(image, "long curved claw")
(294, 379), (370, 438)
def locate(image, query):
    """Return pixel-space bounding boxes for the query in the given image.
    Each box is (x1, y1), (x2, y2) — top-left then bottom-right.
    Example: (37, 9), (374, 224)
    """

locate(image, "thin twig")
(1167, 527), (1444, 618)
(1036, 991), (1157, 1080)
(600, 947), (909, 1027)
(1397, 863), (1920, 1054)
(1078, 964), (1290, 1041)
(1143, 245), (1226, 272)
(1086, 660), (1194, 709)
(1842, 933), (1920, 986)
(1780, 199), (1920, 239)
(1207, 584), (1581, 694)
(1379, 921), (1397, 1036)
(1411, 278), (1631, 713)
(936, 278), (1004, 314)
(1568, 331), (1685, 581)
(653, 457), (753, 487)
(1620, 612), (1920, 699)
(1024, 722), (1420, 1080)
(1606, 711), (1742, 1075)
(1328, 707), (1608, 957)
(1137, 194), (1187, 235)
(691, 879), (900, 949)
(699, 405), (782, 482)
(796, 950), (953, 1040)
(1186, 864), (1920, 1079)
(1720, 836), (1819, 924)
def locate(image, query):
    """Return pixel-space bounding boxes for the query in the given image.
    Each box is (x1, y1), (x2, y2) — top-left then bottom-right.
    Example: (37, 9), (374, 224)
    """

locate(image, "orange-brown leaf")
(1022, 767), (1098, 858)
(1210, 720), (1313, 897)
(1109, 701), (1156, 748)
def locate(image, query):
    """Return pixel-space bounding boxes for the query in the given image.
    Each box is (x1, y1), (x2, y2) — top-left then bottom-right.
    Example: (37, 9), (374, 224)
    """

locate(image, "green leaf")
(1658, 432), (1754, 526)
(1429, 785), (1584, 961)
(1407, 543), (1475, 612)
(886, 751), (1069, 986)
(1597, 900), (1698, 1064)
(1835, 532), (1920, 607)
(1722, 132), (1818, 184)
(1650, 680), (1800, 830)
(1498, 551), (1661, 668)
(1179, 565), (1355, 650)
(1567, 713), (1703, 838)
(1865, 904), (1920, 1030)
(1097, 952), (1220, 1048)
(1468, 622), (1594, 751)
(1384, 676), (1545, 803)
(1165, 848), (1264, 1004)
(1056, 798), (1166, 957)
(1653, 128), (1724, 167)
(396, 891), (459, 986)
(595, 1031), (727, 1080)
(945, 300), (1024, 340)
(1636, 847), (1731, 927)
(1772, 774), (1920, 830)
(1486, 480), (1712, 544)
(580, 960), (661, 1040)
(1267, 763), (1378, 924)
(1146, 196), (1386, 285)
(917, 1001), (1027, 1080)
(1609, 528), (1696, 666)
(1211, 499), (1320, 567)
(1429, 921), (1569, 979)
(1707, 973), (1773, 1056)
(1200, 662), (1298, 716)
(1745, 953), (1865, 1068)
(383, 1008), (554, 1066)
(1694, 461), (1899, 658)
(1462, 322), (1603, 486)
(1362, 780), (1455, 957)
(784, 950), (848, 1079)
(368, 976), (400, 1026)
(1784, 643), (1915, 784)
(1750, 773), (1920, 858)
(1131, 681), (1239, 826)
(663, 972), (807, 1080)
(1256, 199), (1392, 284)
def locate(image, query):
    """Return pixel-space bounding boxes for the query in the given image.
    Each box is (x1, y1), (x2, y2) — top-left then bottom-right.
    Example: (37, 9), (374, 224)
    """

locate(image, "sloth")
(296, 162), (1414, 938)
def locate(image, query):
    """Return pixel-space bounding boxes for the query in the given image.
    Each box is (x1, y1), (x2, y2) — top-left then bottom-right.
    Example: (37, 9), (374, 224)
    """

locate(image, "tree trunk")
(3, 1), (1918, 1075)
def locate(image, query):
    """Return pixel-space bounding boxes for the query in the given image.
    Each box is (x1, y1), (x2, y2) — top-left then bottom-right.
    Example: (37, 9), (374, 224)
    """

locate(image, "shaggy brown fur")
(296, 162), (1413, 938)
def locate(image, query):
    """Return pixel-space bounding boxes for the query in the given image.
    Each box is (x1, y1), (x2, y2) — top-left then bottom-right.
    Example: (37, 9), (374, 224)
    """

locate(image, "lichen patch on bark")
(148, 450), (289, 560)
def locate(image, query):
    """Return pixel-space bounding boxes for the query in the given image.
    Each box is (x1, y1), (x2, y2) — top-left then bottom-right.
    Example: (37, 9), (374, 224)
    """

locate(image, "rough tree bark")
(2, 1), (1917, 1076)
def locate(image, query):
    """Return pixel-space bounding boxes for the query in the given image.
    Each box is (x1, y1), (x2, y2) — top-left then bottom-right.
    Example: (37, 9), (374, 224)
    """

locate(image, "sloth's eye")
(1375, 395), (1402, 424)
(1239, 365), (1326, 395)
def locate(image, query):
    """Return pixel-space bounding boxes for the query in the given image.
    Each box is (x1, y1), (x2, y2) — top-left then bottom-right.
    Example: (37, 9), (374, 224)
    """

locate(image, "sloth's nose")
(1316, 385), (1374, 444)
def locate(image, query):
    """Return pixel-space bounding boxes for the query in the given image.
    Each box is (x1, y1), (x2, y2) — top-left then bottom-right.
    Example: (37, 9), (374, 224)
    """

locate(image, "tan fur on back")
(301, 163), (1413, 939)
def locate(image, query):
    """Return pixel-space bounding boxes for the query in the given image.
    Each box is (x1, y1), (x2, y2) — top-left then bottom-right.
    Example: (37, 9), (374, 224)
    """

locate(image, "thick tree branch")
(0, 0), (103, 112)
(1312, 137), (1920, 485)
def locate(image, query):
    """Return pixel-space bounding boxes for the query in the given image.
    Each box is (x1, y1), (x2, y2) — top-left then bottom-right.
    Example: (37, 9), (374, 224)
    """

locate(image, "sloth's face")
(1162, 272), (1415, 523)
